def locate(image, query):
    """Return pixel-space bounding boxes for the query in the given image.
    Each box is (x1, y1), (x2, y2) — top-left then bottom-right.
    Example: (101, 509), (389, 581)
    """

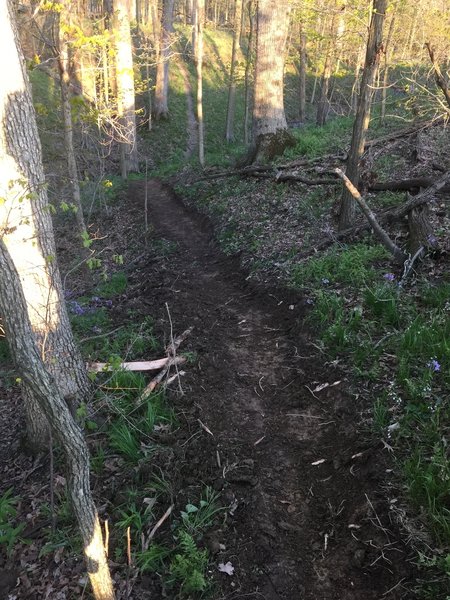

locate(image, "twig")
(165, 303), (185, 395)
(147, 505), (174, 542)
(79, 325), (125, 344)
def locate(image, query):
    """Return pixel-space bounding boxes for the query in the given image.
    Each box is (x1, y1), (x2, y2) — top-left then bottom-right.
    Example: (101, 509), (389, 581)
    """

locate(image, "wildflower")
(383, 273), (395, 281)
(69, 301), (84, 316)
(427, 358), (440, 372)
(321, 278), (330, 285)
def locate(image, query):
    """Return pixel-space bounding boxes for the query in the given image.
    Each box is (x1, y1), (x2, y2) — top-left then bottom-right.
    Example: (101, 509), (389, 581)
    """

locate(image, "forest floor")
(2, 177), (424, 599)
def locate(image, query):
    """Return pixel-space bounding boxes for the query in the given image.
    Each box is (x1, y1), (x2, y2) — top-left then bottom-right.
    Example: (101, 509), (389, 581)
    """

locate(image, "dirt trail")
(128, 180), (414, 600)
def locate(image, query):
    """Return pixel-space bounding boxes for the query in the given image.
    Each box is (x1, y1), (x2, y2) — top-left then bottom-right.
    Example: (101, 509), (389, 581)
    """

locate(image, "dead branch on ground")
(335, 169), (407, 263)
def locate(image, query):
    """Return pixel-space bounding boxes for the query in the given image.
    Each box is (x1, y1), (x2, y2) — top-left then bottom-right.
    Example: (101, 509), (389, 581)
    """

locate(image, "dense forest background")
(0, 0), (449, 598)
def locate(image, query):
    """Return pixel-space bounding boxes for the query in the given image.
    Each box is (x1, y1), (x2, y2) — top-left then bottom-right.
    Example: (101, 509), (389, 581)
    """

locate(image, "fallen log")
(369, 177), (450, 192)
(364, 117), (444, 149)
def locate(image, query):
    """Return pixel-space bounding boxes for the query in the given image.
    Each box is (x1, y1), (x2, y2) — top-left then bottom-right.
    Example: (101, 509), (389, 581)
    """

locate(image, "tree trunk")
(0, 241), (115, 600)
(250, 0), (293, 162)
(194, 0), (205, 166)
(338, 0), (387, 231)
(58, 31), (88, 238)
(243, 1), (255, 145)
(153, 0), (176, 119)
(0, 0), (90, 452)
(113, 0), (139, 176)
(225, 0), (243, 141)
(298, 21), (307, 122)
(408, 204), (436, 254)
(381, 8), (396, 123)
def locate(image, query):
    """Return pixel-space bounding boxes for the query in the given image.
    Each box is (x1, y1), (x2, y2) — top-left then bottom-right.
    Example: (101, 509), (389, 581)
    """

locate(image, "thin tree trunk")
(316, 49), (332, 125)
(338, 0), (387, 231)
(195, 0), (205, 165)
(0, 241), (115, 600)
(153, 0), (176, 119)
(58, 32), (88, 238)
(381, 10), (396, 123)
(243, 1), (254, 145)
(225, 0), (243, 141)
(298, 21), (306, 122)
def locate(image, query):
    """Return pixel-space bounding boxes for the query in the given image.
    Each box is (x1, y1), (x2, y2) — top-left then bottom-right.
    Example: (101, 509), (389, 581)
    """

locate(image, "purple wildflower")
(69, 301), (85, 316)
(384, 273), (396, 282)
(427, 359), (441, 372)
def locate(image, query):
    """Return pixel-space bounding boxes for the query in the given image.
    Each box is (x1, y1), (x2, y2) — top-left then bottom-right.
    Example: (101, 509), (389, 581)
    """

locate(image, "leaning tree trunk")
(249, 0), (294, 163)
(113, 0), (139, 176)
(153, 0), (176, 119)
(0, 241), (115, 600)
(0, 0), (90, 451)
(225, 0), (243, 141)
(338, 0), (387, 231)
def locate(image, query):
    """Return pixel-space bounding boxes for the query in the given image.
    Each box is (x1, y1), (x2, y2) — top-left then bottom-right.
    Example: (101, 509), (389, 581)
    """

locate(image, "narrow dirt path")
(128, 180), (415, 600)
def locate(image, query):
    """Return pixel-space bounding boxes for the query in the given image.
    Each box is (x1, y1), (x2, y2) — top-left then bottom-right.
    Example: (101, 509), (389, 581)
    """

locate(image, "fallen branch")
(87, 357), (172, 372)
(369, 177), (450, 193)
(166, 326), (194, 356)
(335, 168), (406, 263)
(138, 356), (187, 401)
(364, 117), (444, 149)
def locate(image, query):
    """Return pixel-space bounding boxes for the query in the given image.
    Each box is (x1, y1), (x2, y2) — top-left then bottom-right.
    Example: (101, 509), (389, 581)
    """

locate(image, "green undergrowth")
(65, 264), (222, 596)
(290, 243), (449, 591)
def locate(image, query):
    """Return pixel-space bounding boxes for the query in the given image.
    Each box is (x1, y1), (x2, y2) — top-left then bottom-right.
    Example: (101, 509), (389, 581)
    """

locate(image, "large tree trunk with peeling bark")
(153, 0), (176, 119)
(0, 241), (115, 600)
(249, 0), (294, 163)
(338, 0), (387, 231)
(0, 0), (90, 452)
(113, 0), (139, 176)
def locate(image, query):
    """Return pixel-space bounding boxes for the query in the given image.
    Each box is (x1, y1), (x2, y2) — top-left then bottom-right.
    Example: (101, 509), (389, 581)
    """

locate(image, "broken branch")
(334, 168), (406, 263)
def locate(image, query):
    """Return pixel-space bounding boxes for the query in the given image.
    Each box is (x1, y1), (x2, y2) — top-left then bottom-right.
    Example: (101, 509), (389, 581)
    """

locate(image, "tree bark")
(0, 0), (90, 451)
(225, 0), (243, 141)
(243, 0), (255, 145)
(58, 28), (88, 239)
(338, 0), (387, 231)
(113, 0), (139, 176)
(250, 0), (293, 162)
(0, 241), (115, 600)
(194, 0), (205, 166)
(153, 0), (176, 119)
(298, 21), (307, 122)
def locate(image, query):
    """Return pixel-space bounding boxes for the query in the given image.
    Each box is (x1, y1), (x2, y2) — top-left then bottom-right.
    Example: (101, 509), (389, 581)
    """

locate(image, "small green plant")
(180, 487), (223, 538)
(109, 420), (142, 463)
(168, 530), (209, 594)
(137, 543), (172, 572)
(97, 272), (128, 298)
(372, 398), (390, 434)
(0, 489), (25, 557)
